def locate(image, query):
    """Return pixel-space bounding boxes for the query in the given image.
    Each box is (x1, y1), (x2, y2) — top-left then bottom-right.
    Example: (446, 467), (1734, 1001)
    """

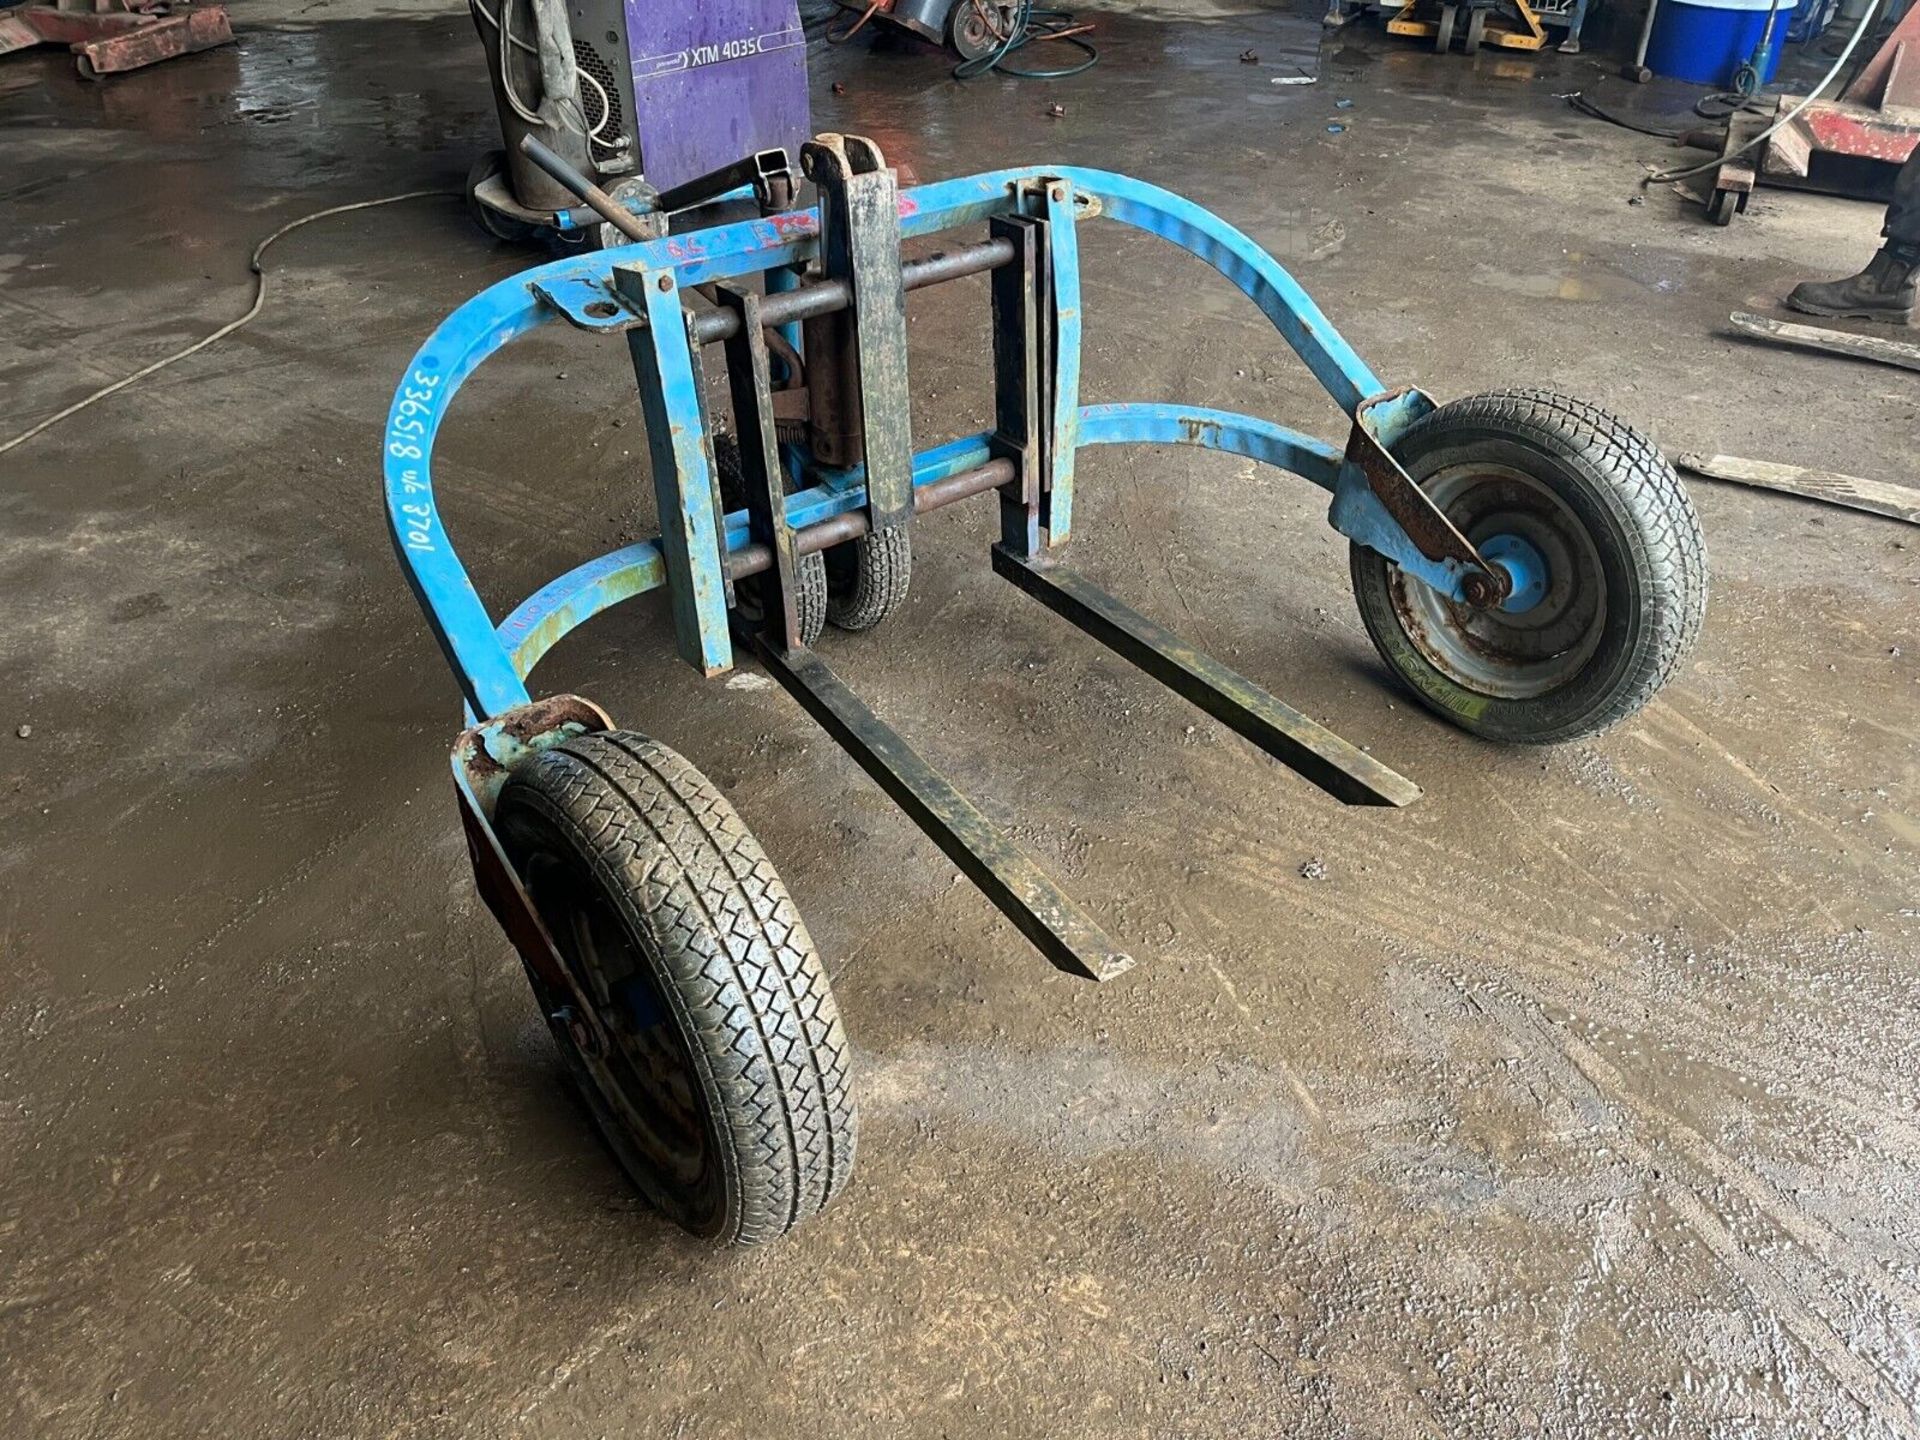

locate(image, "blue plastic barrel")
(1646, 0), (1797, 87)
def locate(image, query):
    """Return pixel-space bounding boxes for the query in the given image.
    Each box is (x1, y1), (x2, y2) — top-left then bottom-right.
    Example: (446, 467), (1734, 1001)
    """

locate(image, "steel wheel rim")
(953, 2), (1006, 59)
(524, 852), (714, 1192)
(1388, 462), (1607, 699)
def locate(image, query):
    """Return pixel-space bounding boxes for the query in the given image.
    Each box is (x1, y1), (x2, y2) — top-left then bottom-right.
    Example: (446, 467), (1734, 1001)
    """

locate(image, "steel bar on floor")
(742, 632), (1134, 982)
(991, 545), (1422, 808)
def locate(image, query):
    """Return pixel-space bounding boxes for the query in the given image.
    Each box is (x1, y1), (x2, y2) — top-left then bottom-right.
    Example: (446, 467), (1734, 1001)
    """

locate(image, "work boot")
(1785, 242), (1920, 322)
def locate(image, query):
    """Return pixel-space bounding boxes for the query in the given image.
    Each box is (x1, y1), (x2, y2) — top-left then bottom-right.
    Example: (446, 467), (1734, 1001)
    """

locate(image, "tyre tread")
(499, 732), (854, 1245)
(826, 526), (912, 632)
(1352, 387), (1707, 743)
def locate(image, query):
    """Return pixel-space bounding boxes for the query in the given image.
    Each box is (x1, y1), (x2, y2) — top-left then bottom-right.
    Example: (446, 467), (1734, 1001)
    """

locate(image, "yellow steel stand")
(1388, 0), (1546, 52)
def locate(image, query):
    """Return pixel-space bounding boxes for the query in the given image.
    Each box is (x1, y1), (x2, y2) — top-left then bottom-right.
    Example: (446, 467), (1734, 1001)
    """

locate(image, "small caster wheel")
(1621, 63), (1653, 83)
(1464, 7), (1486, 53)
(714, 433), (827, 644)
(75, 54), (103, 81)
(1349, 389), (1707, 744)
(1707, 188), (1739, 226)
(465, 150), (543, 246)
(496, 731), (857, 1245)
(825, 524), (912, 632)
(1435, 3), (1458, 52)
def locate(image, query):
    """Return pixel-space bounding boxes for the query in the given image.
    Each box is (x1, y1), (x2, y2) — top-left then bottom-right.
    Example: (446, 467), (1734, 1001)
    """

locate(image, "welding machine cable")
(0, 192), (459, 458)
(528, 0), (585, 132)
(471, 0), (595, 138)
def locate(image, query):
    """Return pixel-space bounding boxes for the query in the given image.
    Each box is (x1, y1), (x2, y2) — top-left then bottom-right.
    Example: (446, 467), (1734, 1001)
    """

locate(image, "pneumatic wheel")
(714, 432), (827, 645)
(1435, 4), (1458, 51)
(1349, 389), (1707, 744)
(496, 731), (857, 1245)
(825, 525), (912, 632)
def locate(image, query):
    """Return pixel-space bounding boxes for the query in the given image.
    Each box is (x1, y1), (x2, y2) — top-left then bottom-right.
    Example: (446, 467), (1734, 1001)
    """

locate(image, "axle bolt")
(1461, 572), (1499, 608)
(552, 1005), (601, 1057)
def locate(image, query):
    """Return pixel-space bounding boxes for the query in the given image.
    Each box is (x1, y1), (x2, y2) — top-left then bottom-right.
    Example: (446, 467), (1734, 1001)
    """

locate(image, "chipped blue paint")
(1043, 180), (1082, 545)
(493, 434), (997, 684)
(1076, 404), (1344, 488)
(1480, 533), (1549, 613)
(619, 263), (734, 676)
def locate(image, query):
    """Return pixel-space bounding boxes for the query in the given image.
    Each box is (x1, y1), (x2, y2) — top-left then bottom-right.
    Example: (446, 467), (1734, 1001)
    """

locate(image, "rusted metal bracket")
(1331, 387), (1506, 605)
(715, 282), (806, 650)
(800, 134), (914, 532)
(451, 694), (616, 1058)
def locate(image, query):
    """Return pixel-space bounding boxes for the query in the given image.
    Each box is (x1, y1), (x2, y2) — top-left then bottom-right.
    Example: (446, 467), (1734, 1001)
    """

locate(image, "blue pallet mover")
(384, 135), (1707, 1245)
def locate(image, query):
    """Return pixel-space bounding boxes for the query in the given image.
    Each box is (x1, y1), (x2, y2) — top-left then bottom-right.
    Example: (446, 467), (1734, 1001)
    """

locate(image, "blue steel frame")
(383, 166), (1458, 724)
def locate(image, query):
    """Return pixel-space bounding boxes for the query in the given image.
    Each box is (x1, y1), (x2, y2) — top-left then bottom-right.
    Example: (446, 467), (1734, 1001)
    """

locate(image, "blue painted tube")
(383, 289), (545, 720)
(387, 166), (1391, 720)
(533, 167), (1382, 405)
(495, 434), (997, 683)
(492, 413), (1342, 685)
(1077, 404), (1345, 489)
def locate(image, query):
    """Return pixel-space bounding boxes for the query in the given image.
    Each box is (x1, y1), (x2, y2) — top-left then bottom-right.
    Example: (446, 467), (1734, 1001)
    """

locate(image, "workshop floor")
(3, 2), (1917, 1435)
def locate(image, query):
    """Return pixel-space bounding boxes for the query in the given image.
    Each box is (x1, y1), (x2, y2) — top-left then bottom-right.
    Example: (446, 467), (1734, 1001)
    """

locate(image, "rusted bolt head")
(1050, 186), (1065, 202)
(1461, 573), (1498, 607)
(656, 273), (673, 292)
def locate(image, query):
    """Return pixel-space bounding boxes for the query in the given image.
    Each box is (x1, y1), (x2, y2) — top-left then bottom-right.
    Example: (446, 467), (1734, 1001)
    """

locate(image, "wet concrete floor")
(2, 2), (1917, 1435)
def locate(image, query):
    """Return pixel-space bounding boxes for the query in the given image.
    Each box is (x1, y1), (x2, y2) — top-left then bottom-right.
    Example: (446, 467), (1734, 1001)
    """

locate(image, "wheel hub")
(1478, 532), (1549, 613)
(525, 855), (712, 1189)
(1385, 463), (1607, 700)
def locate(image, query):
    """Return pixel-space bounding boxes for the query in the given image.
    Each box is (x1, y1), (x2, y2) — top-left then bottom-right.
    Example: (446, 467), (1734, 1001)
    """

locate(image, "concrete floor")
(4, 2), (1918, 1435)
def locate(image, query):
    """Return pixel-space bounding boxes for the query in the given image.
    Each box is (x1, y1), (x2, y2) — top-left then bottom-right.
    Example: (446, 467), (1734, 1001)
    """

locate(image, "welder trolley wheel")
(386, 135), (1707, 1245)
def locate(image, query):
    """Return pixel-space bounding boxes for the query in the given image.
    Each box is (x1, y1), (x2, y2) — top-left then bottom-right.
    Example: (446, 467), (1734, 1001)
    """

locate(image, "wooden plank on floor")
(1728, 311), (1920, 374)
(1675, 452), (1920, 525)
